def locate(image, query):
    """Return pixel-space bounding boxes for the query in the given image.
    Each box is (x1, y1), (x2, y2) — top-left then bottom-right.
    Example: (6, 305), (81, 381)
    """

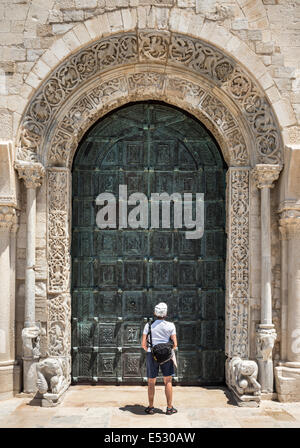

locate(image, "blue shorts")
(146, 352), (175, 378)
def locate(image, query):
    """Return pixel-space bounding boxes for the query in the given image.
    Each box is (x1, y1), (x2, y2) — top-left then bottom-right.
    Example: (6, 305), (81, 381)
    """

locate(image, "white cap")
(154, 302), (168, 318)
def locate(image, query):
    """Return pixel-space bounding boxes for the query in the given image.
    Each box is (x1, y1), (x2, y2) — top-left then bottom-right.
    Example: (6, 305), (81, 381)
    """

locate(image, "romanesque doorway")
(71, 102), (226, 385)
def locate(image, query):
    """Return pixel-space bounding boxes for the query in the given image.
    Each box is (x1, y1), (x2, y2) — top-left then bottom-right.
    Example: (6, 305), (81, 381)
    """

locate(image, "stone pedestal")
(252, 164), (281, 394)
(275, 201), (300, 401)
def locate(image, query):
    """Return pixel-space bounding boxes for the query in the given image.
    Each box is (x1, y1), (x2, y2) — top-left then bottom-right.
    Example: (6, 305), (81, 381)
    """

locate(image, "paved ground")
(0, 386), (300, 428)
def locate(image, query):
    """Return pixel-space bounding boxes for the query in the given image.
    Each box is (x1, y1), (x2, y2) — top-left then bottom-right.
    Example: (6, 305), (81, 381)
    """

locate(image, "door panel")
(72, 102), (226, 385)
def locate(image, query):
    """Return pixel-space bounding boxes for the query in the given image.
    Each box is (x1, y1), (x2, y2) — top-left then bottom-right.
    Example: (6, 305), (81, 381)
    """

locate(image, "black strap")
(147, 320), (153, 348)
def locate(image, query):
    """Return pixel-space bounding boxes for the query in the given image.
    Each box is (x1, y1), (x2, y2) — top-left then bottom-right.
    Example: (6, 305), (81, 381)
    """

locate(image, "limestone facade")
(0, 1), (299, 404)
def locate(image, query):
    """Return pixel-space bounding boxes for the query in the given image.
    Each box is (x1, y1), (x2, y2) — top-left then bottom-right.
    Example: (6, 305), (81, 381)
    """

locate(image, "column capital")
(0, 205), (17, 231)
(278, 200), (300, 240)
(252, 164), (281, 189)
(14, 161), (45, 189)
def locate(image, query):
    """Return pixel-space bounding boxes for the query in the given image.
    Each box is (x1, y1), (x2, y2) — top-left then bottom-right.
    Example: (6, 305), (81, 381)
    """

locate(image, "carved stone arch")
(45, 66), (252, 169)
(14, 29), (283, 406)
(16, 30), (283, 168)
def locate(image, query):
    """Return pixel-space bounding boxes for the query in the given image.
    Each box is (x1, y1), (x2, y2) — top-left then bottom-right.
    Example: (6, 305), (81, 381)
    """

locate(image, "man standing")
(141, 302), (178, 415)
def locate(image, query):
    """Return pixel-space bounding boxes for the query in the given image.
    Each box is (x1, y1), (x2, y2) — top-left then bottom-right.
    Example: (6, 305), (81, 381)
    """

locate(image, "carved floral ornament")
(16, 30), (283, 168)
(252, 164), (281, 189)
(14, 161), (45, 189)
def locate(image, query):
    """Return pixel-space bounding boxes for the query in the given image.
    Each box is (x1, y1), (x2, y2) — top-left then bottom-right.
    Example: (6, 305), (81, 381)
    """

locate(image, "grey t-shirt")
(143, 319), (176, 353)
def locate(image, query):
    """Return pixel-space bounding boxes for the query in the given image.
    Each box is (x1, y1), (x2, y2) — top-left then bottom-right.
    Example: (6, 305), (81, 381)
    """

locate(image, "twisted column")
(15, 161), (45, 394)
(252, 164), (281, 394)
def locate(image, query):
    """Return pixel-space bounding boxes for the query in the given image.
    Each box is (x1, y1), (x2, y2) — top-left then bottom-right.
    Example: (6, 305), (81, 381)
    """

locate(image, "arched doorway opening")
(71, 102), (227, 385)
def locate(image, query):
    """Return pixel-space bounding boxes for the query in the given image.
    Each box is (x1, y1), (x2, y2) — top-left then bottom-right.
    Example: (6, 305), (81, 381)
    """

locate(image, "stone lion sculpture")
(36, 357), (68, 395)
(229, 356), (261, 396)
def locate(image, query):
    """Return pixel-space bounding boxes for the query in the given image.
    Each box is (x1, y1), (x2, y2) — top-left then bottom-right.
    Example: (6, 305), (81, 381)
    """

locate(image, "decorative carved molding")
(36, 292), (72, 405)
(226, 168), (250, 359)
(47, 168), (70, 294)
(47, 293), (71, 358)
(0, 205), (17, 231)
(48, 71), (249, 168)
(15, 162), (45, 189)
(252, 164), (281, 189)
(278, 201), (300, 240)
(224, 68), (281, 164)
(16, 31), (282, 166)
(169, 33), (235, 84)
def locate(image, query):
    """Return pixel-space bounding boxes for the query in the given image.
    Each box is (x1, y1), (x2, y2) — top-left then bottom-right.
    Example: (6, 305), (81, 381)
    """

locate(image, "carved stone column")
(0, 205), (20, 398)
(225, 168), (261, 407)
(14, 161), (45, 394)
(275, 201), (300, 401)
(35, 167), (71, 407)
(252, 164), (281, 394)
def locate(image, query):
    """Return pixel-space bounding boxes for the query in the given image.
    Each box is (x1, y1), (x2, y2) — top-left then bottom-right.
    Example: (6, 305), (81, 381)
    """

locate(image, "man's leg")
(148, 378), (156, 407)
(163, 376), (173, 408)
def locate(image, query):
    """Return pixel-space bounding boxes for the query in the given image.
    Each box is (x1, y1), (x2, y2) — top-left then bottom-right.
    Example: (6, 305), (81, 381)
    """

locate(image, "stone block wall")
(0, 0), (299, 142)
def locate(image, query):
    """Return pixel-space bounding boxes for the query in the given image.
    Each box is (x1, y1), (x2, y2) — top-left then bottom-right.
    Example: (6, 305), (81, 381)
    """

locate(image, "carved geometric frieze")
(47, 167), (71, 293)
(16, 31), (282, 167)
(225, 168), (250, 359)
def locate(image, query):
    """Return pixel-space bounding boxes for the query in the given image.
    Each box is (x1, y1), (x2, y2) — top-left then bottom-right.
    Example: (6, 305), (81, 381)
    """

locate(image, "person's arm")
(141, 333), (148, 352)
(170, 334), (177, 350)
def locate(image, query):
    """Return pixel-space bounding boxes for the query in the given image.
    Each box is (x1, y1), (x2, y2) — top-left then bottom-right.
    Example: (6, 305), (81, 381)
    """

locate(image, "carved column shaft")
(25, 187), (36, 328)
(280, 229), (288, 361)
(0, 206), (17, 365)
(275, 203), (300, 402)
(287, 237), (300, 364)
(260, 186), (273, 326)
(279, 204), (300, 365)
(252, 164), (281, 394)
(15, 162), (45, 394)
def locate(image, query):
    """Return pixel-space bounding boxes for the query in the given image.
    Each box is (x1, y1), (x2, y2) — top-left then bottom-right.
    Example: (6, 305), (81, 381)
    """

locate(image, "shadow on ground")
(119, 404), (165, 415)
(191, 385), (237, 407)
